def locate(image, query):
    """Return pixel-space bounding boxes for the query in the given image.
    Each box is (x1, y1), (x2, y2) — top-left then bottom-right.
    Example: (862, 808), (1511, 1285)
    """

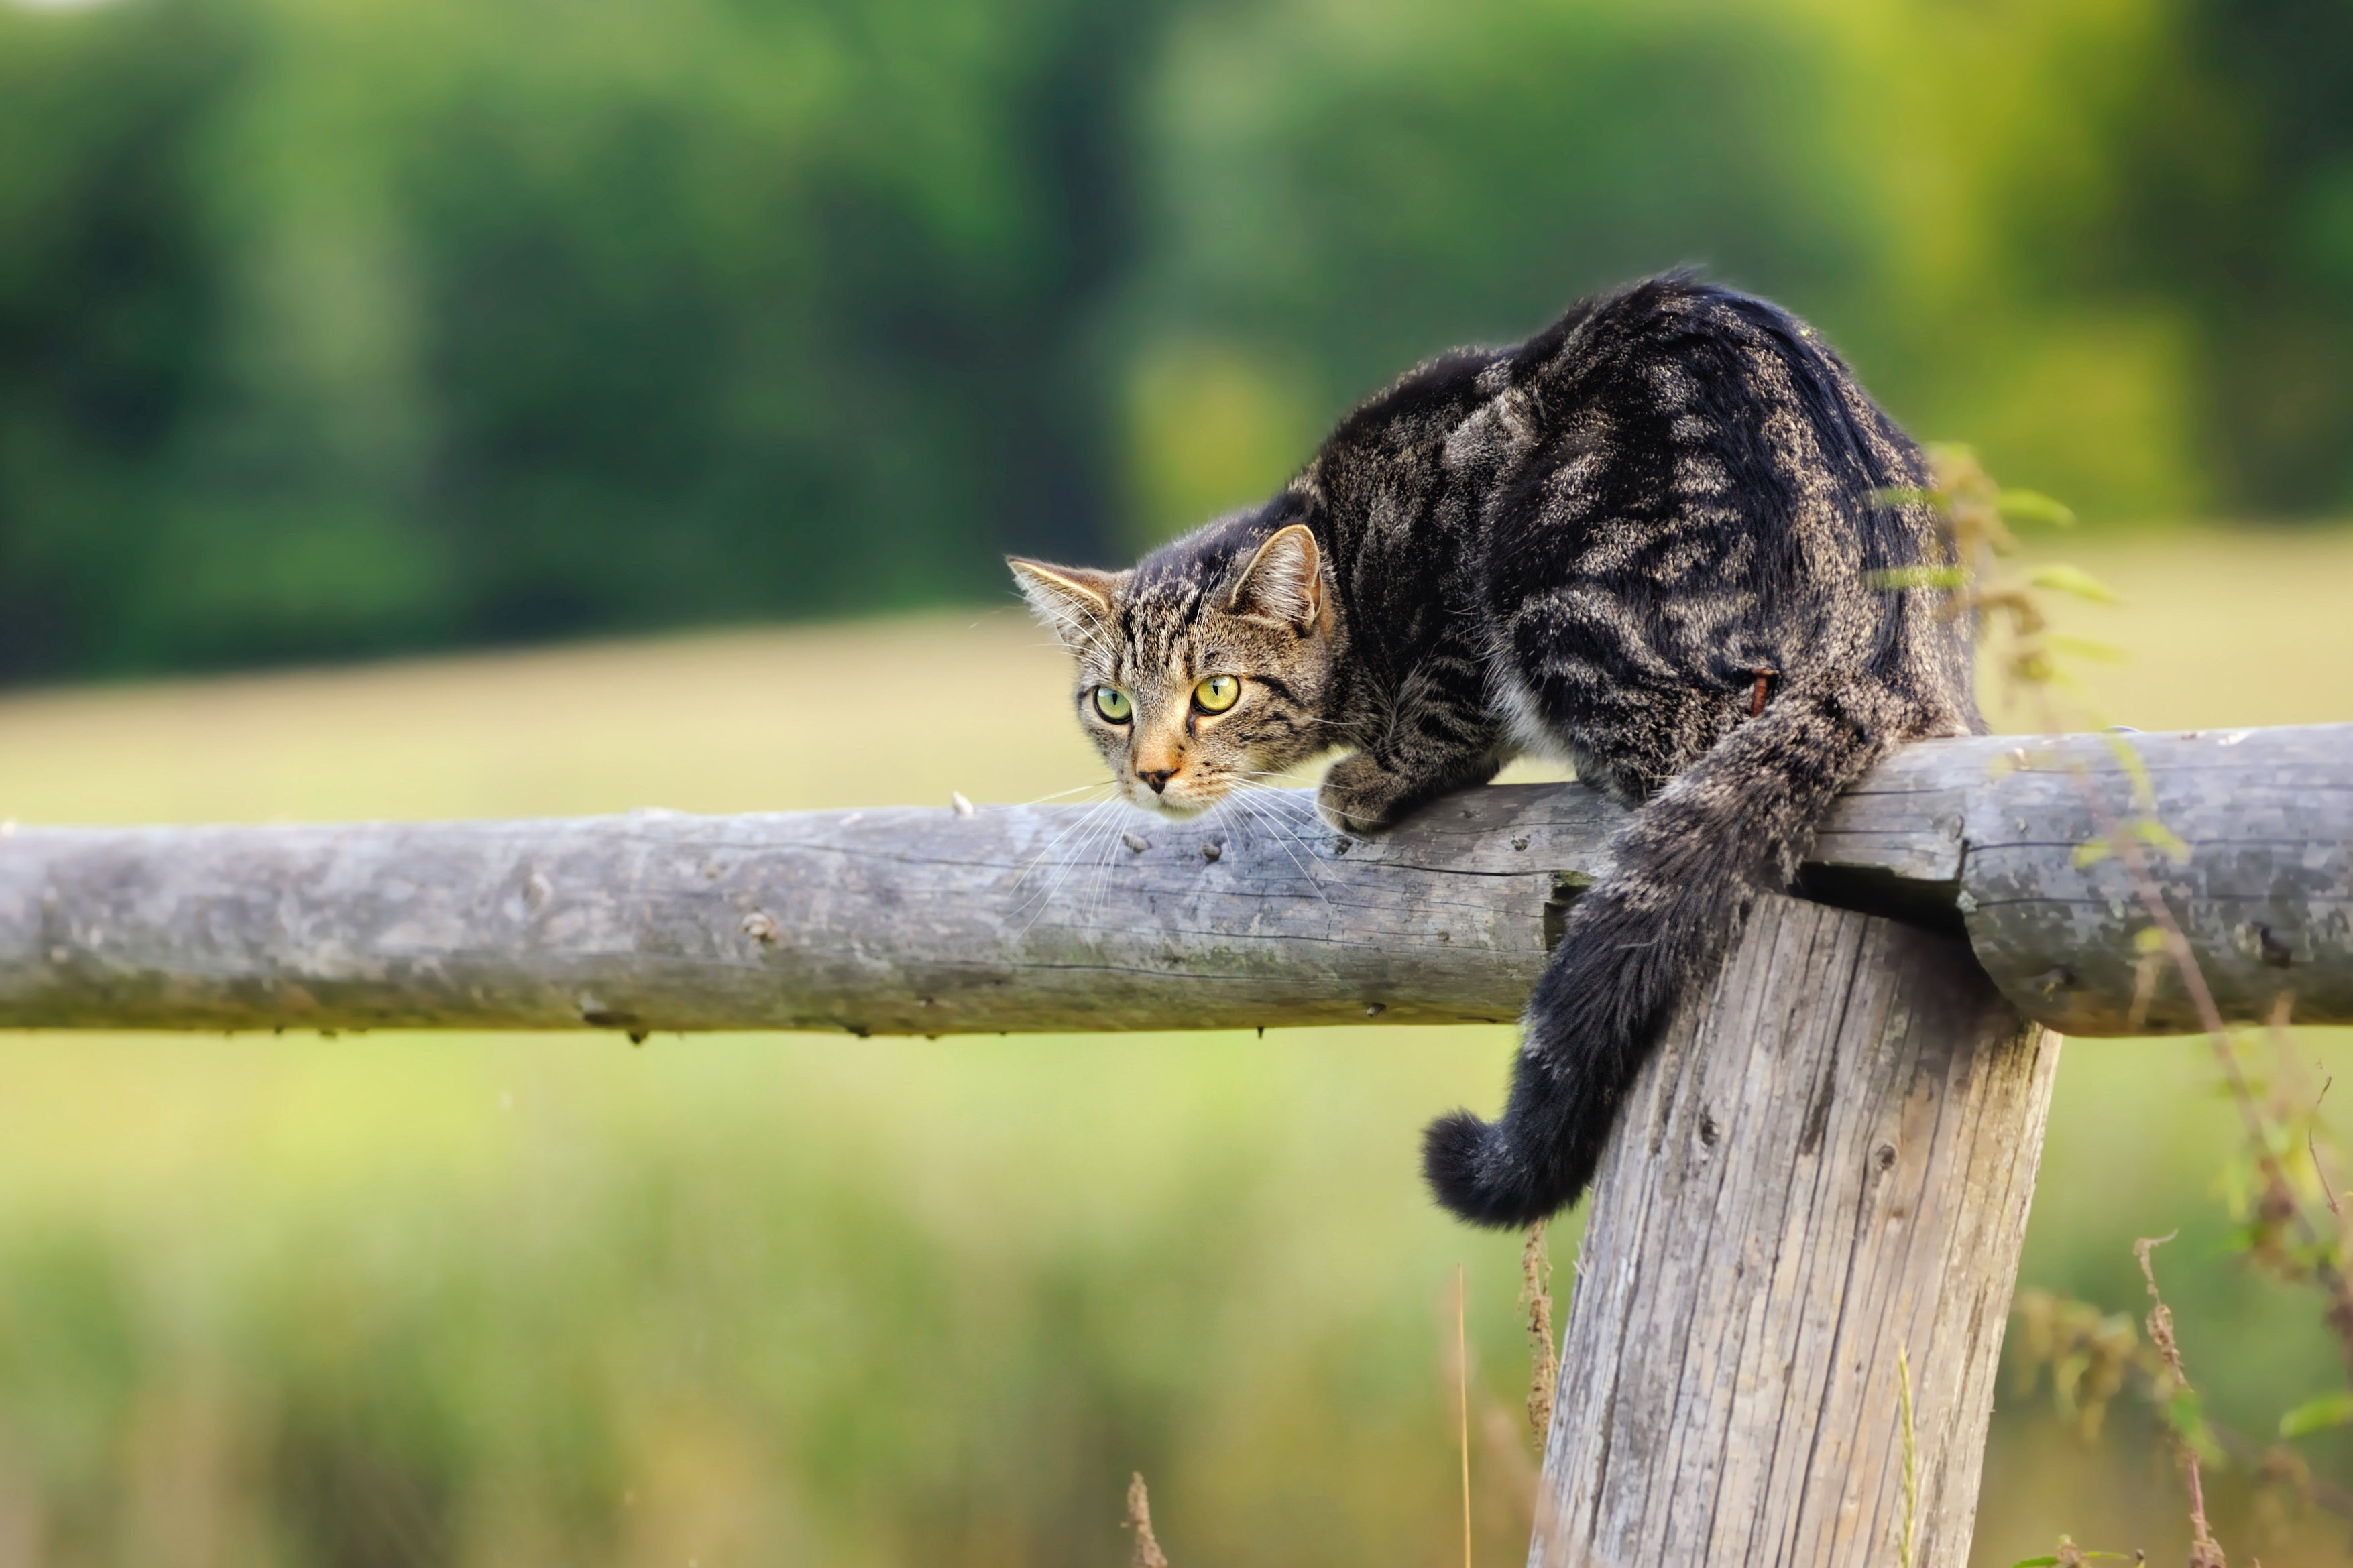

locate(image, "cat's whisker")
(1064, 802), (1141, 935)
(1226, 796), (1338, 916)
(1018, 779), (1120, 808)
(1014, 839), (1106, 937)
(1218, 781), (1340, 917)
(1019, 795), (1137, 938)
(1039, 796), (1125, 889)
(1009, 794), (1124, 910)
(1223, 772), (1326, 810)
(1225, 774), (1350, 857)
(1008, 793), (1114, 882)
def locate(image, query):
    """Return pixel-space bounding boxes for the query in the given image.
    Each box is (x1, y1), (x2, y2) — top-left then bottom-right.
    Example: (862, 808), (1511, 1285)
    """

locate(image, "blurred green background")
(5, 0), (2353, 1562)
(3, 0), (2353, 678)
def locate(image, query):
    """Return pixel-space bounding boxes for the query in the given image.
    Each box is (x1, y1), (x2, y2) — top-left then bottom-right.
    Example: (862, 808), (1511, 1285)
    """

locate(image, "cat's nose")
(1137, 766), (1176, 794)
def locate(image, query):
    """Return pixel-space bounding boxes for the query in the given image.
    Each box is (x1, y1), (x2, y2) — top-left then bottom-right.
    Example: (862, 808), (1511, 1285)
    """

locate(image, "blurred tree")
(0, 0), (246, 676)
(0, 0), (2348, 681)
(2159, 0), (2353, 512)
(0, 0), (1175, 675)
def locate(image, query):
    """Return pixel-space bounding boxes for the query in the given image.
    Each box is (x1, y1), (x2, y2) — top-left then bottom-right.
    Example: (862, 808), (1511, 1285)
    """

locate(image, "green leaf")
(2132, 817), (2192, 865)
(2281, 1390), (2353, 1438)
(2000, 490), (2080, 527)
(2100, 733), (2159, 810)
(1868, 564), (1967, 591)
(2029, 562), (2120, 602)
(2164, 1388), (2226, 1465)
(2009, 1557), (2061, 1567)
(2045, 634), (2130, 664)
(2071, 838), (2113, 868)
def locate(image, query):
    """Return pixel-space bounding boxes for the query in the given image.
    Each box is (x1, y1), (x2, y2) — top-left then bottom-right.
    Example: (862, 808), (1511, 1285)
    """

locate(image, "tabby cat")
(1011, 274), (1979, 1228)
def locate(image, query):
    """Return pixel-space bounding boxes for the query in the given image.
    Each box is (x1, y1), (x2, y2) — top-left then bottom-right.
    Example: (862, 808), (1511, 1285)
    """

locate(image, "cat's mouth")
(1118, 776), (1224, 818)
(1122, 791), (1214, 819)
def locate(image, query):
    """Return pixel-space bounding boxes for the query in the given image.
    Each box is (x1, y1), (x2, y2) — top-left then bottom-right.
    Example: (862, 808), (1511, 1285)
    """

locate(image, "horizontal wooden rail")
(0, 724), (2344, 1036)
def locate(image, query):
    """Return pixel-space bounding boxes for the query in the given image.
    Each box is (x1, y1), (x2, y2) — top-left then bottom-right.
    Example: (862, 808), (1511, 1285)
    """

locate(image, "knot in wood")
(2030, 966), (2074, 998)
(577, 993), (641, 1032)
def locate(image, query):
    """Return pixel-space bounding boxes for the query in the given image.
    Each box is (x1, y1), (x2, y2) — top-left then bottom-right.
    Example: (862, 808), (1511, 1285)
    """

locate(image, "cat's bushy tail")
(1422, 680), (1908, 1229)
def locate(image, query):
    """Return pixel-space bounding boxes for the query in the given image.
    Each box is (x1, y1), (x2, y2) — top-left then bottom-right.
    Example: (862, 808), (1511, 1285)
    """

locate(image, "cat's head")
(1009, 520), (1343, 817)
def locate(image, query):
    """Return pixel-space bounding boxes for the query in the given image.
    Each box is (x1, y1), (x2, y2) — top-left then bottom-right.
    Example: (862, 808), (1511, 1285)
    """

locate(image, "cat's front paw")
(1317, 753), (1415, 835)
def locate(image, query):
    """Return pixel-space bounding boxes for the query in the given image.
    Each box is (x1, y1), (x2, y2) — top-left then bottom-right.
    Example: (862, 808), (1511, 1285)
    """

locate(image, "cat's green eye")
(1193, 674), (1241, 713)
(1092, 686), (1133, 723)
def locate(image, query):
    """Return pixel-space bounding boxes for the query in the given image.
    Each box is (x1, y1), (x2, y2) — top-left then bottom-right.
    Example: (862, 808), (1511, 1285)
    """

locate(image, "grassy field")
(0, 527), (2349, 1566)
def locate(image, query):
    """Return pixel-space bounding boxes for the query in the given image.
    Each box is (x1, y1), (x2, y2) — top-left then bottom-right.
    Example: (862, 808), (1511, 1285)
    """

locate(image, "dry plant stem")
(1976, 497), (2353, 1482)
(1897, 1345), (1918, 1568)
(1521, 1222), (1557, 1444)
(2071, 762), (2353, 1378)
(1457, 1262), (1473, 1568)
(2136, 1235), (2226, 1568)
(1124, 1473), (1170, 1568)
(2013, 1288), (2353, 1522)
(2277, 1001), (2349, 1236)
(2317, 1122), (2348, 1226)
(2010, 678), (2348, 1347)
(1944, 458), (2288, 1568)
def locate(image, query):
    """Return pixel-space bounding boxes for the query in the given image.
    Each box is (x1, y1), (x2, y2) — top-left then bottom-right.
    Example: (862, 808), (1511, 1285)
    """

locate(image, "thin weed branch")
(1123, 1473), (1171, 1568)
(1906, 447), (2353, 1553)
(2136, 1234), (2227, 1567)
(1896, 1345), (1919, 1568)
(1520, 1221), (1557, 1446)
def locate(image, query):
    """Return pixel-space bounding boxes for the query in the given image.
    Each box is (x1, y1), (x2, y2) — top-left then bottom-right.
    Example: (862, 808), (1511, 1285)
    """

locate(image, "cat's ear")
(1228, 523), (1324, 631)
(1009, 558), (1126, 649)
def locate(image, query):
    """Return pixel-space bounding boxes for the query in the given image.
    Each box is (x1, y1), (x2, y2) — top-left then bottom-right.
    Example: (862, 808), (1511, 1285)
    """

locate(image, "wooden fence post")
(1536, 894), (2059, 1568)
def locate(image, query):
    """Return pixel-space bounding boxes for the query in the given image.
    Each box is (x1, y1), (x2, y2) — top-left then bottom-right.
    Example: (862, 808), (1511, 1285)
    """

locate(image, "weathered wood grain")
(1955, 725), (2353, 1034)
(0, 786), (1615, 1034)
(1534, 894), (2058, 1568)
(0, 723), (2344, 1034)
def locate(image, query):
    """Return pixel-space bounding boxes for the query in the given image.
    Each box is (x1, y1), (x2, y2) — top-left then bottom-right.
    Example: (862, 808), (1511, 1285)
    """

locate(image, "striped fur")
(1013, 274), (1979, 1227)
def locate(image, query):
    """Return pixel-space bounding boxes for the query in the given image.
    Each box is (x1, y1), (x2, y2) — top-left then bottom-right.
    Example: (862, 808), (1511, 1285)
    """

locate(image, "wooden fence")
(3, 721), (2346, 1567)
